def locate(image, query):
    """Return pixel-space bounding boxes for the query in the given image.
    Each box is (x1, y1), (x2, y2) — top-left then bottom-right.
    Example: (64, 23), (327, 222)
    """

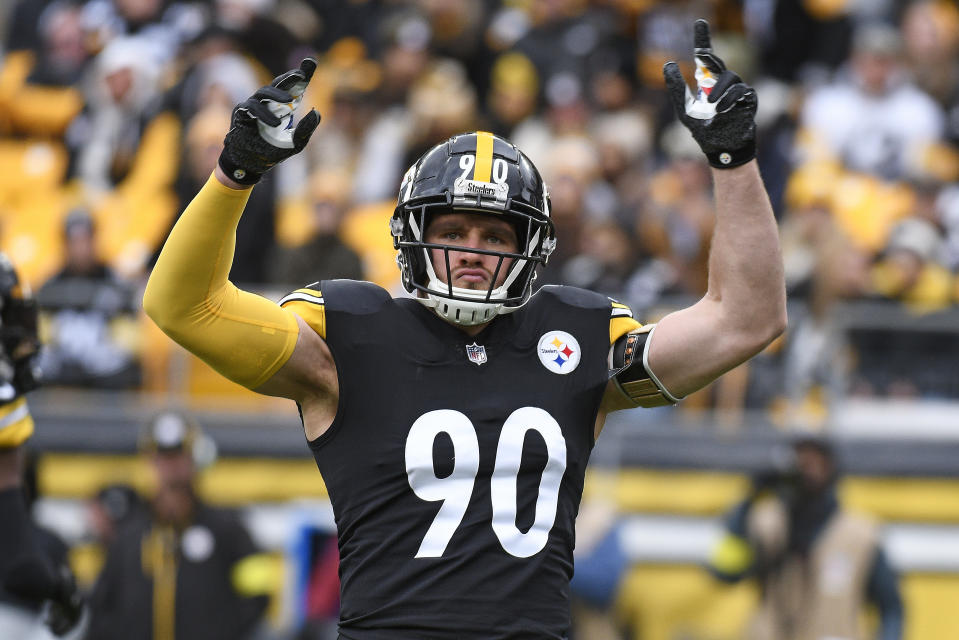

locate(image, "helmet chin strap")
(416, 272), (505, 326)
(417, 247), (526, 326)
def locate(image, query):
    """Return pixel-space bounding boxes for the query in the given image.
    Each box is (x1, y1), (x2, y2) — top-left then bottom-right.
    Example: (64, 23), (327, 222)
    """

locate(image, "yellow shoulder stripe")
(0, 397), (34, 448)
(279, 289), (326, 339)
(474, 131), (494, 182)
(610, 316), (643, 345)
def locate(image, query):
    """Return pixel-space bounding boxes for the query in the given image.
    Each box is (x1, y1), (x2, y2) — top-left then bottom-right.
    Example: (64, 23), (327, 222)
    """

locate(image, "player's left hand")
(45, 584), (83, 637)
(218, 57), (321, 185)
(663, 19), (757, 169)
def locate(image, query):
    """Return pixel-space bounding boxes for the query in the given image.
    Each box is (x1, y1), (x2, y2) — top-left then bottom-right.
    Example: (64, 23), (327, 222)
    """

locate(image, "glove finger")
(663, 62), (692, 117)
(693, 19), (725, 73)
(272, 57), (317, 92)
(693, 18), (711, 51)
(271, 68), (304, 91)
(715, 84), (756, 114)
(707, 69), (743, 104)
(292, 109), (321, 151)
(239, 101), (282, 127)
(252, 86), (294, 103)
(298, 57), (317, 83)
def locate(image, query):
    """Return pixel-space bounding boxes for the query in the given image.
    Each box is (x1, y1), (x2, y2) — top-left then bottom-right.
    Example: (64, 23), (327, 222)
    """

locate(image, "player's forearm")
(706, 162), (787, 347)
(143, 173), (299, 389)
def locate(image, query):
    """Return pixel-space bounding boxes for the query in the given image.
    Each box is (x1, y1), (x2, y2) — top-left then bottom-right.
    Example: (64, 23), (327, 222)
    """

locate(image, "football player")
(0, 253), (83, 637)
(144, 19), (785, 639)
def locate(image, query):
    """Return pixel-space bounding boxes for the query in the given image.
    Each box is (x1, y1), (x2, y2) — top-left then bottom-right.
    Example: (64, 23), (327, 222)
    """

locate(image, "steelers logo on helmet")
(391, 132), (556, 326)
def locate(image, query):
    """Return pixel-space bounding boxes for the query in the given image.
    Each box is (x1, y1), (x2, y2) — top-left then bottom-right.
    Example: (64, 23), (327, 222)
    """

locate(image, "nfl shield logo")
(465, 343), (487, 366)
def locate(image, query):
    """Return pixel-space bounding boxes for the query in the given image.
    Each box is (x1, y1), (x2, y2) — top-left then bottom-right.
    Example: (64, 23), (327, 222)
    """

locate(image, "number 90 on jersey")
(405, 407), (567, 559)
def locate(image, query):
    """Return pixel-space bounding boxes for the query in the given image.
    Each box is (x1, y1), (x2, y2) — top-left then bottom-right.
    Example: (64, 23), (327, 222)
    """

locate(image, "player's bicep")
(647, 297), (754, 398)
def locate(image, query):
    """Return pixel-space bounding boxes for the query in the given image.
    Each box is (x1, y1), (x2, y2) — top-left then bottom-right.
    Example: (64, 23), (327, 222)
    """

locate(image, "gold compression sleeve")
(143, 175), (299, 389)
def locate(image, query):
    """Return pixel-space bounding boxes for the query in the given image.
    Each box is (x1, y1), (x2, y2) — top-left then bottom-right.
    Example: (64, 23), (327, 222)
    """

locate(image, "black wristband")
(705, 141), (756, 169)
(217, 150), (263, 185)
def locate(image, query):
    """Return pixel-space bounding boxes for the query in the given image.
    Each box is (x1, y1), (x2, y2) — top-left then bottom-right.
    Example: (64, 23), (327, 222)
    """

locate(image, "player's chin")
(452, 279), (491, 291)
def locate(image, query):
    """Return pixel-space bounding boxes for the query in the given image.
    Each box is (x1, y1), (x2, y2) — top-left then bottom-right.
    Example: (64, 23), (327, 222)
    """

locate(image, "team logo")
(182, 525), (215, 562)
(466, 342), (487, 366)
(537, 331), (581, 375)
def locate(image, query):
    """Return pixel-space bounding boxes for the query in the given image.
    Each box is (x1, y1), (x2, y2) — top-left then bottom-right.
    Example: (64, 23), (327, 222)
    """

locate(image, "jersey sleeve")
(278, 280), (392, 340)
(278, 284), (326, 339)
(608, 299), (642, 344)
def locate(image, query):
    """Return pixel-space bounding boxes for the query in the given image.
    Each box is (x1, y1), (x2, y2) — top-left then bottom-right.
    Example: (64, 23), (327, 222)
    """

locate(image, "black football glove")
(663, 19), (757, 169)
(218, 57), (321, 185)
(5, 556), (84, 636)
(44, 567), (84, 637)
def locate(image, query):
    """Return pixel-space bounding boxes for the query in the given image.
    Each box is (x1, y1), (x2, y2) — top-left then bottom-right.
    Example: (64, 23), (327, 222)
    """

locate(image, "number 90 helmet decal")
(391, 132), (556, 326)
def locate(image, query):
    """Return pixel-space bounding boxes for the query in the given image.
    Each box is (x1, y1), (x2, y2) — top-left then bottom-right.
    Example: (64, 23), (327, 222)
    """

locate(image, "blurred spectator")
(79, 0), (207, 66)
(900, 0), (959, 114)
(532, 136), (599, 285)
(635, 135), (715, 297)
(561, 219), (638, 294)
(37, 209), (141, 389)
(267, 169), (363, 286)
(300, 38), (404, 205)
(484, 51), (540, 135)
(708, 435), (903, 640)
(754, 0), (853, 84)
(87, 410), (270, 640)
(870, 216), (951, 313)
(0, 0), (88, 139)
(213, 0), (306, 76)
(65, 35), (182, 278)
(71, 36), (165, 197)
(780, 210), (870, 415)
(797, 22), (945, 181)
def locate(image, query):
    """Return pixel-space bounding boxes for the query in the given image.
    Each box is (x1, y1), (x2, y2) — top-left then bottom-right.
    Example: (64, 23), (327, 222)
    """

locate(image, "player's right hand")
(218, 58), (321, 185)
(663, 19), (757, 169)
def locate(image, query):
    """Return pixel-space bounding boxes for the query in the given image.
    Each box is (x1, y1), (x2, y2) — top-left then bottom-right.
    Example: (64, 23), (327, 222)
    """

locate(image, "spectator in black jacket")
(87, 411), (270, 640)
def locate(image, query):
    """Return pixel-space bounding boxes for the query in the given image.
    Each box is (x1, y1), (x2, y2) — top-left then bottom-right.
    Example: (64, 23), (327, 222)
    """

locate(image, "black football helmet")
(391, 132), (556, 325)
(0, 253), (39, 400)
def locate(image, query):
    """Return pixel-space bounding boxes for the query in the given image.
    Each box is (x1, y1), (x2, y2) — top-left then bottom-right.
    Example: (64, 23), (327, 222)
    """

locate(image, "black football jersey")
(280, 279), (639, 639)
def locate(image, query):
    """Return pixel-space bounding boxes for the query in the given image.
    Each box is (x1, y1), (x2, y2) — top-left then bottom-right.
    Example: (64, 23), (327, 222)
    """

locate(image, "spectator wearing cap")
(87, 411), (270, 640)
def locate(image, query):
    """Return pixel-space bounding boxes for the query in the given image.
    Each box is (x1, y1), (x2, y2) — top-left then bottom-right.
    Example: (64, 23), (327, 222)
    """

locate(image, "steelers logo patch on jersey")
(537, 330), (581, 375)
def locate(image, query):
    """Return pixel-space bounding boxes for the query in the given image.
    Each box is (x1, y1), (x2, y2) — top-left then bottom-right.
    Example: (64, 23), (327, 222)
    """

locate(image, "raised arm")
(143, 59), (329, 402)
(647, 20), (787, 399)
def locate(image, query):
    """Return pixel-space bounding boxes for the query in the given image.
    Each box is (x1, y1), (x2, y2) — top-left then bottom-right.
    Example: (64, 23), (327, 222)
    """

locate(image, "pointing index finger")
(693, 19), (711, 54)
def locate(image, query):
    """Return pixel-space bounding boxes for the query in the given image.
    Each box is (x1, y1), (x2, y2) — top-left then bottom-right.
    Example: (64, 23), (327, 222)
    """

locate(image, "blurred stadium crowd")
(4, 0), (959, 414)
(3, 1), (959, 639)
